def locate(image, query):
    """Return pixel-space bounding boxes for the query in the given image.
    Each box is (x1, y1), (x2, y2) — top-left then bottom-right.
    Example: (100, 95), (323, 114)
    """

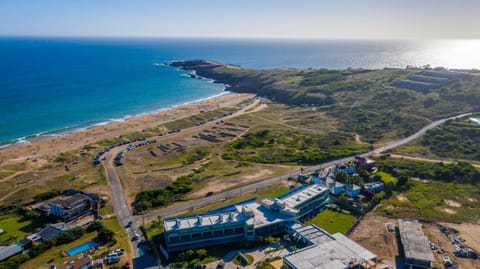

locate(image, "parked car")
(105, 253), (120, 264)
(443, 256), (453, 267)
(125, 220), (134, 228)
(131, 233), (140, 241)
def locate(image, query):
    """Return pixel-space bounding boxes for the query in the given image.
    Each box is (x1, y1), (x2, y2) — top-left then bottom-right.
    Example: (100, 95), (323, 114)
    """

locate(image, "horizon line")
(1, 34), (478, 42)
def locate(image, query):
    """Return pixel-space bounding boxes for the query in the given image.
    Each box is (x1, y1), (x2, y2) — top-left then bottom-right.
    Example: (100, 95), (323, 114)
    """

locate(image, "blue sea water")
(1, 37), (479, 145)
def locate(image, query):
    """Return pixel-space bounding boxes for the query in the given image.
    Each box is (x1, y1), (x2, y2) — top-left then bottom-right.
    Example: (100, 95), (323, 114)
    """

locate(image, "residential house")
(354, 156), (376, 171)
(345, 184), (361, 198)
(50, 193), (93, 221)
(59, 256), (93, 269)
(326, 178), (344, 195)
(364, 182), (384, 193)
(336, 164), (355, 175)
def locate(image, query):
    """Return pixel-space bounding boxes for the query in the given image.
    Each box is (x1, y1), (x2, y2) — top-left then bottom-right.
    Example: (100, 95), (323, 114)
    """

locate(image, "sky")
(0, 0), (479, 39)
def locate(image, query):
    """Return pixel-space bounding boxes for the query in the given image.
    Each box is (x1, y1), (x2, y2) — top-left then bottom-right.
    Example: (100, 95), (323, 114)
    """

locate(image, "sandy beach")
(0, 92), (254, 166)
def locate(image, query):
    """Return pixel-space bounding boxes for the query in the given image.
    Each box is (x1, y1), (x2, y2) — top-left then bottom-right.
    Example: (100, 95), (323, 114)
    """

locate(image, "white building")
(163, 184), (330, 252)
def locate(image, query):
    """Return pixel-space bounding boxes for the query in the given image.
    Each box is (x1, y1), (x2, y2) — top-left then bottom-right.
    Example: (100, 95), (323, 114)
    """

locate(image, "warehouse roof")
(398, 219), (434, 263)
(284, 224), (376, 269)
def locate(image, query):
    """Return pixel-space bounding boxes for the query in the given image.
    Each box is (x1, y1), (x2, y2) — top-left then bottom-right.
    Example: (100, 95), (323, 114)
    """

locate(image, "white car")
(443, 256), (453, 266)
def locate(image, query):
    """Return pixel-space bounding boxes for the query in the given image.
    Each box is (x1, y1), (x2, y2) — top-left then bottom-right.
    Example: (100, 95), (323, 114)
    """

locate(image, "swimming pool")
(65, 241), (98, 256)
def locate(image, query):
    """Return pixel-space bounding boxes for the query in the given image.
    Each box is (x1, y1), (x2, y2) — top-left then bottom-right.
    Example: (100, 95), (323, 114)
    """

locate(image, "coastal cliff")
(170, 60), (480, 143)
(170, 60), (334, 105)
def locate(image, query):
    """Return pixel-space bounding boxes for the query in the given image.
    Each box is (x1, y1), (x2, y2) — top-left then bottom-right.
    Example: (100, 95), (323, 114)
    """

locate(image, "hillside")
(171, 60), (480, 143)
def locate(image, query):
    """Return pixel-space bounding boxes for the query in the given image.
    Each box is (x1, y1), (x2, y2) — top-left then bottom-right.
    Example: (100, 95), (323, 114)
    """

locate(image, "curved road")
(102, 111), (474, 264)
(137, 112), (474, 222)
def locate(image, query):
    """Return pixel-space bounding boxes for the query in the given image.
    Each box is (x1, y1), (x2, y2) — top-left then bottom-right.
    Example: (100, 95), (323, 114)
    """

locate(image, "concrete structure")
(354, 156), (376, 171)
(163, 184), (330, 252)
(364, 182), (384, 193)
(345, 184), (361, 198)
(284, 224), (376, 269)
(336, 164), (355, 174)
(0, 244), (23, 262)
(35, 223), (68, 242)
(398, 219), (434, 269)
(50, 193), (93, 221)
(326, 178), (345, 195)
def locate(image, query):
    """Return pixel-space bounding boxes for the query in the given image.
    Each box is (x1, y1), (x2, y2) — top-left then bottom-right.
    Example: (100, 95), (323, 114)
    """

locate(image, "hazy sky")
(1, 0), (479, 39)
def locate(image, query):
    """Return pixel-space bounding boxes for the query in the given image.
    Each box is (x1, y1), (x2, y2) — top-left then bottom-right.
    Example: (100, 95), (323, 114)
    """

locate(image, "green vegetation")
(300, 70), (345, 86)
(375, 158), (480, 222)
(163, 107), (237, 130)
(377, 158), (480, 184)
(33, 189), (61, 202)
(7, 218), (122, 269)
(256, 260), (276, 269)
(134, 174), (194, 213)
(168, 249), (217, 268)
(0, 215), (47, 244)
(233, 253), (254, 266)
(223, 129), (371, 164)
(421, 117), (480, 160)
(174, 61), (480, 144)
(374, 171), (398, 184)
(18, 232), (97, 269)
(306, 209), (356, 234)
(177, 149), (210, 165)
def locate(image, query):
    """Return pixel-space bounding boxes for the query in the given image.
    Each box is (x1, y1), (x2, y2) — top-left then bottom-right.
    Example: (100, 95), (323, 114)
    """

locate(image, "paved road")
(105, 152), (132, 227)
(104, 151), (159, 268)
(102, 109), (474, 267)
(137, 112), (474, 222)
(101, 99), (262, 268)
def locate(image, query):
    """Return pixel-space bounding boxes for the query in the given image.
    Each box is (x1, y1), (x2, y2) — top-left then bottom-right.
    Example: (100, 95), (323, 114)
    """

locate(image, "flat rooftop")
(235, 202), (294, 228)
(278, 184), (328, 209)
(164, 211), (247, 232)
(398, 219), (434, 263)
(285, 224), (376, 269)
(50, 193), (90, 208)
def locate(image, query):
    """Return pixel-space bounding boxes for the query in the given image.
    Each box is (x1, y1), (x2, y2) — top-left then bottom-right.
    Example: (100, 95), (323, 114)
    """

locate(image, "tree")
(195, 249), (208, 259)
(256, 261), (274, 269)
(98, 228), (114, 243)
(86, 221), (104, 232)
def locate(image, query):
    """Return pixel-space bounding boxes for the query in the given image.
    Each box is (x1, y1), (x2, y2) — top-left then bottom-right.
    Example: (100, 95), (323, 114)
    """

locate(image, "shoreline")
(0, 92), (255, 165)
(0, 89), (232, 150)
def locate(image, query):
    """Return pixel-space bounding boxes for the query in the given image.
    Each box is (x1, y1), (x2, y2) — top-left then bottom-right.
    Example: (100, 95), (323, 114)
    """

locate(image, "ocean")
(1, 37), (479, 146)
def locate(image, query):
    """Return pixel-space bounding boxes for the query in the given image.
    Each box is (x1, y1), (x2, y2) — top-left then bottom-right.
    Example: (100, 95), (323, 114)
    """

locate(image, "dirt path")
(140, 112), (476, 220)
(389, 154), (480, 168)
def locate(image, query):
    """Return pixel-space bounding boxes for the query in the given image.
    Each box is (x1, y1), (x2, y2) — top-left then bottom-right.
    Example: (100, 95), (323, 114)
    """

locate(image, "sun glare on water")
(420, 39), (480, 69)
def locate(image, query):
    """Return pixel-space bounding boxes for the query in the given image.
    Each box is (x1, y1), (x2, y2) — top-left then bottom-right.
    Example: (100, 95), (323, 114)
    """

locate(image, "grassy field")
(376, 178), (480, 222)
(115, 104), (301, 207)
(0, 215), (47, 244)
(306, 209), (356, 234)
(20, 217), (131, 269)
(374, 171), (398, 184)
(374, 157), (480, 222)
(0, 147), (108, 207)
(394, 115), (480, 161)
(20, 231), (96, 269)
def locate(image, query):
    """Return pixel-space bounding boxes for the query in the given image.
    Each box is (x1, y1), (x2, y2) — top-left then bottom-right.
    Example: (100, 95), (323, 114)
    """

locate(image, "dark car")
(125, 220), (134, 228)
